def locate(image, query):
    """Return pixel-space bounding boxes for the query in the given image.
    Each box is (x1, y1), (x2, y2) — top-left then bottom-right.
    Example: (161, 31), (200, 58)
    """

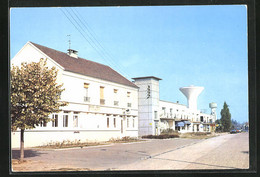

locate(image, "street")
(12, 132), (249, 171)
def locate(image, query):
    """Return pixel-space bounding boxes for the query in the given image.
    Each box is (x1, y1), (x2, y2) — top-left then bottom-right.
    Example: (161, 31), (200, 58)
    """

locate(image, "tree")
(220, 102), (232, 132)
(11, 59), (67, 161)
(231, 119), (241, 129)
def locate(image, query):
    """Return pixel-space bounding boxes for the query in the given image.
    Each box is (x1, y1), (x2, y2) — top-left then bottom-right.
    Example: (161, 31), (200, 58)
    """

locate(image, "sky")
(10, 5), (248, 123)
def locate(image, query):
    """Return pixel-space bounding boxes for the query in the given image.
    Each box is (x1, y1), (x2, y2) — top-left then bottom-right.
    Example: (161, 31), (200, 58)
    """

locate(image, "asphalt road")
(12, 132), (249, 171)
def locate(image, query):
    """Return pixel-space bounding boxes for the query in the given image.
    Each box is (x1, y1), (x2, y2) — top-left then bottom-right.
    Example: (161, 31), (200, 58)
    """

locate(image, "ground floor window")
(52, 114), (58, 127)
(63, 115), (68, 127)
(40, 120), (47, 127)
(107, 117), (110, 128)
(133, 118), (135, 128)
(114, 117), (116, 128)
(73, 115), (78, 128)
(121, 119), (123, 133)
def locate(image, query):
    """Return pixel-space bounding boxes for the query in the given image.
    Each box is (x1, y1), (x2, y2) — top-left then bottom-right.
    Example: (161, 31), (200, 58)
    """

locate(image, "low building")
(132, 76), (216, 136)
(11, 42), (139, 148)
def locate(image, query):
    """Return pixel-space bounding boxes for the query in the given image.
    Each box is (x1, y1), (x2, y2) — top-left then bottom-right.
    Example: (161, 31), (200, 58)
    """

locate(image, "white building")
(11, 42), (139, 148)
(133, 77), (217, 136)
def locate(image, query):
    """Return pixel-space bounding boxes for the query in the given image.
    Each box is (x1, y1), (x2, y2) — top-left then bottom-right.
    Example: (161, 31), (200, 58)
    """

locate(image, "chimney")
(67, 49), (78, 58)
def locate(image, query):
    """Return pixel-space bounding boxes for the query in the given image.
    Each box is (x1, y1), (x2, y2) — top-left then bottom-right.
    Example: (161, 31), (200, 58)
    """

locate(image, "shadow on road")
(12, 150), (46, 159)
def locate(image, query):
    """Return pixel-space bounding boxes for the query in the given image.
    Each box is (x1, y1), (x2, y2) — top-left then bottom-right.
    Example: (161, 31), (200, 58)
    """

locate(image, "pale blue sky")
(10, 5), (248, 123)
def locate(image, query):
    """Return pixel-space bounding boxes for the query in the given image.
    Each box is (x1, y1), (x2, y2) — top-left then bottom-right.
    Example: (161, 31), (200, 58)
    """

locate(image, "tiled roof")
(30, 42), (138, 88)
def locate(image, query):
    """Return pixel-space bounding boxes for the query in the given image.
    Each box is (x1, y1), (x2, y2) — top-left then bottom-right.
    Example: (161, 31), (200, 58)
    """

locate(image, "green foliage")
(160, 128), (178, 135)
(220, 102), (232, 132)
(142, 134), (179, 139)
(11, 58), (68, 131)
(231, 119), (241, 129)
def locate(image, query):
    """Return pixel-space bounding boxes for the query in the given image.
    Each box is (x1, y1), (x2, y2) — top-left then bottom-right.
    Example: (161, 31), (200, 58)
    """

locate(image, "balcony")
(114, 101), (119, 106)
(160, 113), (174, 119)
(100, 99), (105, 105)
(84, 96), (90, 102)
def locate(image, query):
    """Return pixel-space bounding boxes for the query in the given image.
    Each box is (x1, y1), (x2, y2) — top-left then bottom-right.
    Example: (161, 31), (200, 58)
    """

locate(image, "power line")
(60, 8), (132, 79)
(67, 8), (132, 79)
(69, 8), (133, 78)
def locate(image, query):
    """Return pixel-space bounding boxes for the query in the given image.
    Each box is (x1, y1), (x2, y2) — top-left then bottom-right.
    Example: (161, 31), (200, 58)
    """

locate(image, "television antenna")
(67, 34), (71, 50)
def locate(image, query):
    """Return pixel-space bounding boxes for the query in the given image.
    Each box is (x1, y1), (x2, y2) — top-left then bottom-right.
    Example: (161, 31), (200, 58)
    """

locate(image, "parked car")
(230, 129), (237, 134)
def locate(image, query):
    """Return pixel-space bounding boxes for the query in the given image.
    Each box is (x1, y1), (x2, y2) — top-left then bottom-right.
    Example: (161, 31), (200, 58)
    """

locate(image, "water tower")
(209, 102), (217, 120)
(179, 85), (204, 110)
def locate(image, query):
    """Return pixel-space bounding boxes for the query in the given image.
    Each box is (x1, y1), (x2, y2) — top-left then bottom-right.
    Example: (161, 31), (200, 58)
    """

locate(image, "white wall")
(133, 77), (160, 136)
(11, 42), (64, 84)
(11, 42), (139, 148)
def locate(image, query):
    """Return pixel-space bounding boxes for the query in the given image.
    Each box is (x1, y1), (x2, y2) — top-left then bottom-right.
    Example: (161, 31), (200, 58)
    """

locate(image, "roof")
(159, 100), (187, 107)
(29, 42), (138, 88)
(132, 76), (162, 80)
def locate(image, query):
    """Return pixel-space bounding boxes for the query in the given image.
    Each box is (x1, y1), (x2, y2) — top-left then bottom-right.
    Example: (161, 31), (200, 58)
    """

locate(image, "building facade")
(133, 77), (217, 136)
(11, 42), (139, 148)
(11, 42), (217, 147)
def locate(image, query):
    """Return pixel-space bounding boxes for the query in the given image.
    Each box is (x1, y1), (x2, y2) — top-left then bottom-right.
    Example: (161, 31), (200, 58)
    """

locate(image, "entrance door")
(121, 119), (123, 134)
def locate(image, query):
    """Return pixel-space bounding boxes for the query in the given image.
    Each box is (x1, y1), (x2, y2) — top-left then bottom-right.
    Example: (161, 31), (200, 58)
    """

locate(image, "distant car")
(230, 129), (237, 134)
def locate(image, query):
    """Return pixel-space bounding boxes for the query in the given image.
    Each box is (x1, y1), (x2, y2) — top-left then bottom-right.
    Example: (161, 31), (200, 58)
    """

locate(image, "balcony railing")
(84, 96), (90, 102)
(100, 99), (105, 105)
(114, 101), (119, 106)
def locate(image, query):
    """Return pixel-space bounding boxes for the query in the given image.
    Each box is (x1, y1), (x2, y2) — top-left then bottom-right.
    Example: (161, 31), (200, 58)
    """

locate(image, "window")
(114, 89), (119, 106)
(127, 103), (132, 107)
(200, 116), (204, 122)
(73, 115), (78, 128)
(133, 118), (135, 128)
(63, 115), (68, 127)
(154, 111), (158, 119)
(84, 83), (90, 102)
(100, 86), (105, 105)
(127, 92), (131, 97)
(52, 114), (58, 127)
(114, 118), (116, 128)
(40, 120), (47, 127)
(170, 108), (173, 117)
(162, 107), (166, 115)
(127, 118), (129, 128)
(107, 117), (109, 128)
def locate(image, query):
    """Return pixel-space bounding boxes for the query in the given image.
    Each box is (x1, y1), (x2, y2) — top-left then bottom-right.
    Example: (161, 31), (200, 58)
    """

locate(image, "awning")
(183, 121), (191, 125)
(176, 122), (184, 127)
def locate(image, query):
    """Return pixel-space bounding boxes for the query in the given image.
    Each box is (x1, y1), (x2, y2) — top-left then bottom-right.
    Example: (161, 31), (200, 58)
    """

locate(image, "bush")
(193, 132), (211, 136)
(142, 134), (179, 139)
(161, 128), (178, 135)
(108, 136), (138, 143)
